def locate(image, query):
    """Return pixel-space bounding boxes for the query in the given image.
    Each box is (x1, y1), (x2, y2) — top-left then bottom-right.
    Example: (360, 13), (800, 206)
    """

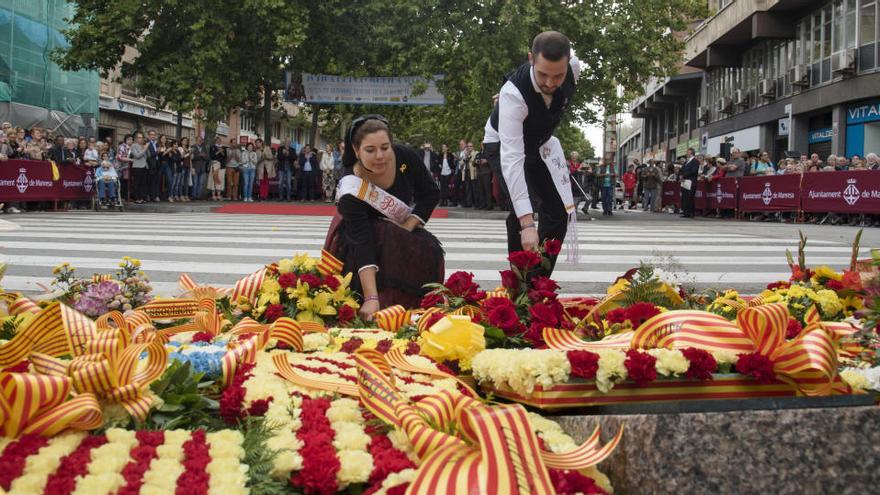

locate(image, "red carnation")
(375, 339), (393, 353)
(524, 322), (548, 347)
(682, 347), (716, 381)
(508, 250), (541, 270)
(483, 296), (513, 313)
(605, 308), (627, 324)
(386, 485), (410, 495)
(625, 302), (661, 328)
(299, 273), (322, 288)
(529, 302), (560, 328)
(420, 292), (446, 309)
(786, 318), (803, 339)
(465, 289), (486, 304)
(340, 338), (364, 353)
(567, 350), (600, 379)
(531, 276), (560, 293)
(278, 272), (298, 289)
(735, 352), (776, 383)
(323, 276), (341, 291)
(549, 468), (607, 495)
(404, 342), (421, 355)
(246, 397), (273, 417)
(825, 279), (844, 291)
(766, 280), (790, 290)
(624, 349), (657, 385)
(488, 304), (521, 334)
(445, 271), (477, 297)
(500, 270), (519, 290)
(191, 331), (213, 343)
(337, 305), (355, 326)
(264, 304), (284, 323)
(544, 239), (562, 257)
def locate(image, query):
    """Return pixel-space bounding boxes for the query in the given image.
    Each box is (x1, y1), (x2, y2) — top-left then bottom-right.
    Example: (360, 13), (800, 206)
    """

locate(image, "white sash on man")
(336, 175), (413, 226)
(539, 136), (579, 263)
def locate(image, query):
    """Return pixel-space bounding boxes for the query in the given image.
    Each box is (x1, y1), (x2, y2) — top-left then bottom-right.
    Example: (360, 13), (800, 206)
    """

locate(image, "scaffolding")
(0, 0), (99, 135)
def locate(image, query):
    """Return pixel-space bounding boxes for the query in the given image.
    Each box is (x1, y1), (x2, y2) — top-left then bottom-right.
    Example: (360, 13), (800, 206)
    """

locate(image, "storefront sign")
(847, 99), (880, 125)
(809, 128), (832, 144)
(737, 175), (800, 212)
(801, 171), (880, 213)
(778, 118), (790, 136)
(706, 125), (761, 155)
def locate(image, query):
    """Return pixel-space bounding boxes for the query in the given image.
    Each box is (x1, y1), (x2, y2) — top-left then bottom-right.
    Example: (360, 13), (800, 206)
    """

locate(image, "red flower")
(625, 302), (661, 328)
(191, 331), (213, 343)
(445, 271), (476, 296)
(766, 280), (790, 290)
(624, 350), (657, 385)
(386, 485), (410, 495)
(404, 342), (421, 356)
(465, 289), (487, 304)
(549, 469), (607, 495)
(340, 338), (364, 353)
(544, 239), (562, 256)
(825, 279), (844, 291)
(524, 322), (548, 347)
(500, 270), (519, 290)
(488, 303), (521, 334)
(567, 350), (600, 379)
(219, 363), (254, 425)
(529, 303), (560, 328)
(786, 318), (803, 339)
(337, 305), (355, 326)
(299, 273), (323, 288)
(264, 304), (284, 323)
(246, 397), (273, 417)
(323, 276), (340, 291)
(375, 339), (393, 353)
(278, 272), (298, 289)
(421, 312), (445, 332)
(531, 276), (560, 294)
(682, 347), (716, 381)
(735, 352), (776, 383)
(841, 270), (863, 291)
(508, 250), (541, 270)
(420, 292), (446, 309)
(605, 308), (627, 324)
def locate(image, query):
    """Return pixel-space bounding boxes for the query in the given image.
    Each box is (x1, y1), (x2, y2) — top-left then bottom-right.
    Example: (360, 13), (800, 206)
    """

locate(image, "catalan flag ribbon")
(353, 349), (622, 495)
(373, 305), (411, 332)
(0, 372), (102, 438)
(316, 249), (344, 277)
(220, 317), (305, 387)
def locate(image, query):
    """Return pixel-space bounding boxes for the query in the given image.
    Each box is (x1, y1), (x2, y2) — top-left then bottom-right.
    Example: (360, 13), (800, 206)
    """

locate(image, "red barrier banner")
(737, 174), (801, 212)
(55, 165), (95, 200)
(694, 180), (709, 210)
(0, 160), (94, 202)
(661, 181), (680, 208)
(800, 170), (880, 214)
(705, 177), (738, 210)
(0, 160), (57, 201)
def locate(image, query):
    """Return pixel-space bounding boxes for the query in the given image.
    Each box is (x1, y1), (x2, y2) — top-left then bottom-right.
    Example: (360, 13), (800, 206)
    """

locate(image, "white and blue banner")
(284, 71), (445, 106)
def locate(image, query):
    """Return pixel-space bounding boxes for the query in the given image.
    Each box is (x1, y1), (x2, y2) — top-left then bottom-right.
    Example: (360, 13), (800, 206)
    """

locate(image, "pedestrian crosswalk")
(0, 212), (872, 298)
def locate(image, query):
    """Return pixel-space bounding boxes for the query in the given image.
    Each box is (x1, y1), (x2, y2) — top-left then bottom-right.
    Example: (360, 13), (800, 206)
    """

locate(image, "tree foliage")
(56, 0), (704, 141)
(555, 122), (596, 159)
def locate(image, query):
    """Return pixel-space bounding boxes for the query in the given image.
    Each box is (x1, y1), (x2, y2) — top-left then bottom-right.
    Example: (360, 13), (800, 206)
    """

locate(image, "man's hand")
(519, 214), (538, 251)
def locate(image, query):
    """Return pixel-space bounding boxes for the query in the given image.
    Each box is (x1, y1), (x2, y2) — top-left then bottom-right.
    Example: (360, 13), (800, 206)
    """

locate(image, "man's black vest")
(490, 61), (576, 158)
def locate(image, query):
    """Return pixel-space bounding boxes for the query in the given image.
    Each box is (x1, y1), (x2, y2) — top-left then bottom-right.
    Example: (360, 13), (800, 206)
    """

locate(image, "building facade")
(626, 0), (880, 165)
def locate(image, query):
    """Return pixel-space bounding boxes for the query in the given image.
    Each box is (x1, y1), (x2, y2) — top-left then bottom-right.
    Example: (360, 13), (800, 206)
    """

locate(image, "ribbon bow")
(354, 349), (622, 495)
(0, 372), (102, 438)
(220, 316), (305, 387)
(316, 249), (344, 277)
(374, 305), (411, 332)
(178, 267), (267, 304)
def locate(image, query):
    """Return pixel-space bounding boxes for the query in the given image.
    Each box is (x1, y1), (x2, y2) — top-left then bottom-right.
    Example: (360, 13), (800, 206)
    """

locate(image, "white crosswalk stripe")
(0, 212), (870, 297)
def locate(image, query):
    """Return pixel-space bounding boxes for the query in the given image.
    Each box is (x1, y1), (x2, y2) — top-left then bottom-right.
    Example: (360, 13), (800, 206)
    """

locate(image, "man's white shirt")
(483, 51), (583, 218)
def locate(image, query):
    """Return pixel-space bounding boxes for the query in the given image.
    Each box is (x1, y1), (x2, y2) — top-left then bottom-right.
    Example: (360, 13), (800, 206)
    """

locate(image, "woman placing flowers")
(325, 115), (443, 320)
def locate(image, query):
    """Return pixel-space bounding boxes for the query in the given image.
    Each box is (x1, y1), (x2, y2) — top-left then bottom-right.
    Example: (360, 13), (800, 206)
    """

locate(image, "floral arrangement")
(0, 428), (248, 495)
(48, 257), (152, 317)
(235, 253), (360, 327)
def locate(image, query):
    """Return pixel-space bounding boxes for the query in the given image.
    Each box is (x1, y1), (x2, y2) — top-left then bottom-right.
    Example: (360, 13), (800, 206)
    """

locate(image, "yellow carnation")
(337, 450), (374, 485)
(647, 348), (688, 377)
(840, 369), (870, 390)
(596, 349), (627, 393)
(813, 265), (843, 281)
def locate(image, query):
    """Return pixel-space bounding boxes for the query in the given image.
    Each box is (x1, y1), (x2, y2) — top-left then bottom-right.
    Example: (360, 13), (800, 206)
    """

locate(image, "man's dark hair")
(687, 147), (695, 155)
(531, 31), (571, 62)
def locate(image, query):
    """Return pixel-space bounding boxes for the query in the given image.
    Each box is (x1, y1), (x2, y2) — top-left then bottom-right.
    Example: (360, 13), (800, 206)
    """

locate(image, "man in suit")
(679, 147), (700, 218)
(47, 135), (67, 164)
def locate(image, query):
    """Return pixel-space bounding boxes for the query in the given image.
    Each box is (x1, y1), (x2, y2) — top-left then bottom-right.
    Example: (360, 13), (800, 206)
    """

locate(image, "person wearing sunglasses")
(324, 115), (443, 321)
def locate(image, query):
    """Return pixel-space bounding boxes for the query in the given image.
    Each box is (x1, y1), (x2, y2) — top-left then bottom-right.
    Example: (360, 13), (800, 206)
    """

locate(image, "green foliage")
(395, 324), (420, 341)
(241, 418), (292, 495)
(144, 361), (223, 431)
(484, 325), (531, 349)
(0, 315), (22, 340)
(555, 121), (596, 160)
(620, 263), (681, 308)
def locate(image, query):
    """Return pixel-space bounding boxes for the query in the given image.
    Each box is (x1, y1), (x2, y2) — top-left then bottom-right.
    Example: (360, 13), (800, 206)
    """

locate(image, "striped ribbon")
(3, 293), (41, 316)
(483, 289), (510, 300)
(451, 304), (482, 319)
(0, 302), (77, 368)
(177, 267), (266, 304)
(353, 349), (621, 495)
(0, 372), (102, 438)
(152, 299), (228, 338)
(220, 317), (304, 388)
(316, 249), (344, 277)
(384, 348), (478, 397)
(543, 328), (634, 351)
(374, 305), (411, 332)
(802, 304), (862, 358)
(416, 307), (443, 333)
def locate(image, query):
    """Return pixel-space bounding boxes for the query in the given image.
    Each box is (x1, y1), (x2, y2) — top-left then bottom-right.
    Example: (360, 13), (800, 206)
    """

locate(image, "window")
(846, 0), (858, 49)
(273, 121), (282, 140)
(860, 1), (877, 69)
(241, 113), (255, 133)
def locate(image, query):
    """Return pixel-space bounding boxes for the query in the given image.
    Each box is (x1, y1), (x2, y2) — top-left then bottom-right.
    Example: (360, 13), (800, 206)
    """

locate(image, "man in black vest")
(679, 148), (700, 218)
(482, 31), (583, 275)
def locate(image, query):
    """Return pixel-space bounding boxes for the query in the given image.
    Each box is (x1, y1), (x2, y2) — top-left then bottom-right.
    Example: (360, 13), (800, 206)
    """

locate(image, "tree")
(555, 122), (596, 160)
(56, 0), (308, 131)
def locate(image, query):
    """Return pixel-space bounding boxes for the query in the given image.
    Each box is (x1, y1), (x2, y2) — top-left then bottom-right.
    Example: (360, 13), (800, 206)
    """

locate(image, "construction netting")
(0, 0), (99, 134)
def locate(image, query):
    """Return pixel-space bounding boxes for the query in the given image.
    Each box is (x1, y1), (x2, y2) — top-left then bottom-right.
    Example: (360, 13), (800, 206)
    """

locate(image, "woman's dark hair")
(342, 115), (392, 168)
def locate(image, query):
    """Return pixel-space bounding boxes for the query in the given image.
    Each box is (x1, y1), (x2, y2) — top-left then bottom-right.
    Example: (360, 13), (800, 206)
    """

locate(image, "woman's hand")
(359, 299), (380, 321)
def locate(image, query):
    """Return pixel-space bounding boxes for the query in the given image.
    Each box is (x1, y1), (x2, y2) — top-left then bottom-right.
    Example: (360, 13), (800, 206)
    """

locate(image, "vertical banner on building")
(284, 71), (445, 106)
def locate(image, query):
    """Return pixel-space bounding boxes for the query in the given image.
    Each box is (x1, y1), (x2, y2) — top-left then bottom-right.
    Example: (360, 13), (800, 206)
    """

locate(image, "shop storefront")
(808, 127), (833, 157)
(706, 125), (761, 156)
(846, 98), (880, 158)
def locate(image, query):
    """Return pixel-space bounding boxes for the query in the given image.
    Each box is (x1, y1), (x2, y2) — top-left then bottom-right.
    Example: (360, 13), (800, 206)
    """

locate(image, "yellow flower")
(814, 289), (843, 316)
(419, 315), (486, 371)
(813, 265), (843, 281)
(296, 291), (336, 323)
(287, 279), (311, 300)
(647, 348), (688, 377)
(607, 278), (630, 295)
(278, 258), (296, 274)
(329, 273), (359, 308)
(291, 252), (318, 272)
(840, 369), (870, 390)
(787, 284), (807, 298)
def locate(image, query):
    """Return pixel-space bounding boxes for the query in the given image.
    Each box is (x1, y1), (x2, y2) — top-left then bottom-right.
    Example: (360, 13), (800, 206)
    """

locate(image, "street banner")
(284, 71), (445, 105)
(0, 160), (93, 202)
(55, 165), (95, 200)
(737, 175), (800, 212)
(801, 170), (880, 213)
(661, 181), (680, 208)
(705, 177), (737, 210)
(694, 179), (709, 210)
